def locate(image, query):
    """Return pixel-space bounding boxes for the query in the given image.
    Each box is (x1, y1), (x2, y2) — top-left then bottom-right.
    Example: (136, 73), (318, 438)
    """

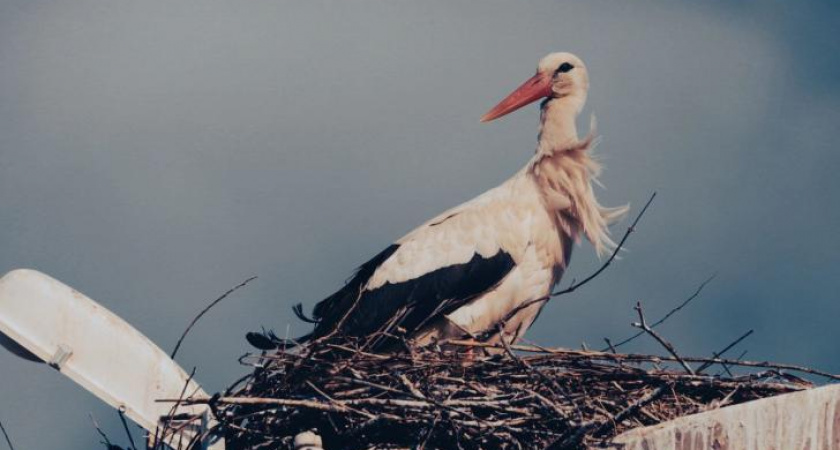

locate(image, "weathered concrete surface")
(608, 383), (840, 450)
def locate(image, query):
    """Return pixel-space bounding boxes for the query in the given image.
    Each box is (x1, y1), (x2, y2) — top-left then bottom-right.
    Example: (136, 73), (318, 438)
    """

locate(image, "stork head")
(480, 52), (589, 123)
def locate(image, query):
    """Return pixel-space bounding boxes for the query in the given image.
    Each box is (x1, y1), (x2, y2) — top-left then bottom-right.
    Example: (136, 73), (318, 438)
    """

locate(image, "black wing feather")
(308, 244), (401, 332)
(246, 245), (401, 351)
(306, 245), (515, 348)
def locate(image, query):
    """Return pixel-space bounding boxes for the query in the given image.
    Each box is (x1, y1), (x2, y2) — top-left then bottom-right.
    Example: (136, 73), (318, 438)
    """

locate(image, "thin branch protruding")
(0, 419), (14, 450)
(605, 274), (716, 351)
(171, 276), (258, 359)
(632, 302), (695, 375)
(697, 329), (755, 374)
(117, 406), (138, 450)
(89, 413), (113, 449)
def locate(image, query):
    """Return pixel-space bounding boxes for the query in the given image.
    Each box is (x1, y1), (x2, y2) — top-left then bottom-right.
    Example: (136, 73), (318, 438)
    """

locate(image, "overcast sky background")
(1, 1), (838, 448)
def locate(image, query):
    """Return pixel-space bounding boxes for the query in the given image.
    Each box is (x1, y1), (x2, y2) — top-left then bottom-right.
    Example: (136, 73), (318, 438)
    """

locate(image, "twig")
(716, 350), (749, 377)
(552, 192), (656, 297)
(604, 274), (716, 351)
(171, 276), (257, 359)
(337, 376), (484, 422)
(306, 380), (375, 419)
(417, 414), (441, 450)
(546, 384), (669, 450)
(398, 373), (426, 399)
(498, 327), (583, 422)
(594, 383), (670, 436)
(89, 414), (113, 449)
(167, 396), (347, 412)
(696, 329), (754, 374)
(156, 366), (198, 447)
(117, 406), (138, 450)
(0, 419), (14, 450)
(705, 386), (740, 411)
(166, 395), (465, 412)
(632, 302), (694, 375)
(444, 339), (840, 380)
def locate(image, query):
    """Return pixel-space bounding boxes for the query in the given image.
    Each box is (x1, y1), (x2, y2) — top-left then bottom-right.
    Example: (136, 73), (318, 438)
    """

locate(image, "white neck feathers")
(529, 110), (628, 258)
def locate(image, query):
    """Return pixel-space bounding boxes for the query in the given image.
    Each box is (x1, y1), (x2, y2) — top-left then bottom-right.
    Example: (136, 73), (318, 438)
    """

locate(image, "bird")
(248, 52), (627, 352)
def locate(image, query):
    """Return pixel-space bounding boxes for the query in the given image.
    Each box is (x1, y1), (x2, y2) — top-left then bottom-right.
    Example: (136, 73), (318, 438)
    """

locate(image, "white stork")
(248, 52), (627, 351)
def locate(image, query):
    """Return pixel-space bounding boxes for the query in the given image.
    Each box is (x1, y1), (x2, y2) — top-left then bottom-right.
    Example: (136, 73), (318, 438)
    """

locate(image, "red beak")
(480, 72), (552, 122)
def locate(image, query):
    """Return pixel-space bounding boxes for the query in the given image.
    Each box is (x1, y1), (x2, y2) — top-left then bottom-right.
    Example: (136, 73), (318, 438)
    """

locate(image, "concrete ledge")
(608, 383), (840, 450)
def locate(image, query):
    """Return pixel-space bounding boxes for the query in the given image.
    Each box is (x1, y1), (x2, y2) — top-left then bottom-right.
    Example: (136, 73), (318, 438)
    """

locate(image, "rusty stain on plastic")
(607, 384), (840, 450)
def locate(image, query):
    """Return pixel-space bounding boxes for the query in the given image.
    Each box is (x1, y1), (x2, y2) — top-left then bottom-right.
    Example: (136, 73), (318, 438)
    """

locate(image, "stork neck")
(537, 98), (581, 154)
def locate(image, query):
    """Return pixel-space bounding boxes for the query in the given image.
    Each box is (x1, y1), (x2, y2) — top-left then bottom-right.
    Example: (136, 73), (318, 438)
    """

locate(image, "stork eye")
(556, 62), (574, 74)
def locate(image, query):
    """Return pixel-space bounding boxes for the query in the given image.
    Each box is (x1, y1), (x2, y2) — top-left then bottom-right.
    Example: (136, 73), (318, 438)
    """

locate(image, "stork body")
(253, 53), (626, 351)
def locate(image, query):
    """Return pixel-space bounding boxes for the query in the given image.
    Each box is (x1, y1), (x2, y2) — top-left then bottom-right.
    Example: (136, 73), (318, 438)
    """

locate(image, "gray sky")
(1, 1), (839, 448)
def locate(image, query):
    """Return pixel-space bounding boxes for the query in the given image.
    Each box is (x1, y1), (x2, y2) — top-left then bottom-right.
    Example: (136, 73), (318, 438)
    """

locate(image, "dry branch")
(605, 274), (716, 351)
(0, 419), (14, 450)
(171, 276), (258, 360)
(632, 301), (694, 375)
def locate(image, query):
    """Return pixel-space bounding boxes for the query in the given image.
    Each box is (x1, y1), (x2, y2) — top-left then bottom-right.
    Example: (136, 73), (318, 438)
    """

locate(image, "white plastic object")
(0, 269), (224, 449)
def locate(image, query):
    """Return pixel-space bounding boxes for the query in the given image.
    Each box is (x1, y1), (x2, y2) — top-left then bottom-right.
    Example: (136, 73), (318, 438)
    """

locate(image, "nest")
(195, 334), (826, 450)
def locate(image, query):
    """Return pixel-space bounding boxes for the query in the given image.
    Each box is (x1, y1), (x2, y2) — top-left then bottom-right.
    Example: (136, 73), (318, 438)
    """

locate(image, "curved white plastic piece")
(0, 269), (223, 449)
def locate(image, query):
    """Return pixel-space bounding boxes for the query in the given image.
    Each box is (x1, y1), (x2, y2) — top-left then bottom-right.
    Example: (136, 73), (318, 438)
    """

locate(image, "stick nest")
(207, 337), (817, 450)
